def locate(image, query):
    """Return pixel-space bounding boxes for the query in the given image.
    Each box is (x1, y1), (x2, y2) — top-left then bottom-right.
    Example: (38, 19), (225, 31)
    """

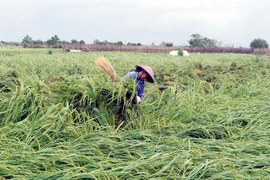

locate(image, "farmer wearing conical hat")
(123, 65), (155, 103)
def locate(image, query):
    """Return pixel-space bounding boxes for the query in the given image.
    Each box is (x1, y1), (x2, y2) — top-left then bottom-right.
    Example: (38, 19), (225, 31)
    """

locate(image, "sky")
(1, 0), (270, 48)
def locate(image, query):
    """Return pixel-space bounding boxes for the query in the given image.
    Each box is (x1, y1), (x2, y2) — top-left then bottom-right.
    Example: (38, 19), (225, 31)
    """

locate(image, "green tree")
(188, 34), (203, 47)
(165, 42), (173, 47)
(46, 35), (60, 45)
(22, 35), (33, 45)
(51, 35), (60, 45)
(103, 40), (109, 45)
(33, 39), (43, 45)
(160, 41), (166, 46)
(160, 41), (173, 47)
(46, 39), (54, 45)
(250, 38), (269, 49)
(60, 40), (70, 45)
(93, 39), (100, 44)
(127, 42), (141, 46)
(79, 40), (85, 45)
(188, 34), (222, 48)
(116, 41), (123, 46)
(71, 39), (78, 44)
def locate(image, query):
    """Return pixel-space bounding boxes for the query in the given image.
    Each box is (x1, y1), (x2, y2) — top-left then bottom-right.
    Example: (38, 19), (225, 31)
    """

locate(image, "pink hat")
(135, 65), (155, 83)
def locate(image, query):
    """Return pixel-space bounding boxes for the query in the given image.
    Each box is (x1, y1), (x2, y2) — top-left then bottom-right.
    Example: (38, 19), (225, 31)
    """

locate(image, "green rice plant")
(178, 125), (239, 139)
(1, 85), (42, 124)
(0, 48), (270, 179)
(94, 80), (141, 128)
(178, 47), (184, 56)
(47, 74), (142, 128)
(0, 70), (20, 93)
(48, 49), (53, 54)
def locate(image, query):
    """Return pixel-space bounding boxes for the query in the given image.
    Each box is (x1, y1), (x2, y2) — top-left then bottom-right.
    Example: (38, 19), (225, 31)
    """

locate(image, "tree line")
(1, 34), (269, 49)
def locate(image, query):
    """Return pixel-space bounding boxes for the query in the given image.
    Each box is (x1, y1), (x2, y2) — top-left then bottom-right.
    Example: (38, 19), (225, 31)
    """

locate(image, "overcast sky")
(1, 0), (270, 47)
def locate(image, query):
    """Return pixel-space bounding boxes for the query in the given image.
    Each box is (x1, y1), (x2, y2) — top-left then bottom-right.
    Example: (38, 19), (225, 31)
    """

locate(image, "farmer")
(123, 65), (155, 103)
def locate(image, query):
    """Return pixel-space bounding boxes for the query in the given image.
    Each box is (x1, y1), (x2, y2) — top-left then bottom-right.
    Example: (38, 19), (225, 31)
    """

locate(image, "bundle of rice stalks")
(48, 76), (140, 128)
(0, 81), (14, 92)
(2, 85), (44, 124)
(48, 76), (98, 123)
(95, 81), (140, 128)
(178, 126), (236, 139)
(95, 57), (120, 82)
(0, 70), (20, 93)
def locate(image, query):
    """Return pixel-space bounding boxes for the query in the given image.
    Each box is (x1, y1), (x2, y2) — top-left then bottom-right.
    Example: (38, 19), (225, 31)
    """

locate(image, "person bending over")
(123, 65), (154, 103)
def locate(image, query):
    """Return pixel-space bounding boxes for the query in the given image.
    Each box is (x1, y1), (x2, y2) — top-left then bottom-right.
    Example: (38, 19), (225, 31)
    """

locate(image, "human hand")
(136, 96), (142, 103)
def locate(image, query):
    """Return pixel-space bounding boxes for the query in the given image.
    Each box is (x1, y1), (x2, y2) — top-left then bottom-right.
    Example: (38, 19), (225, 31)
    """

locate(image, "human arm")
(123, 71), (137, 80)
(123, 71), (144, 102)
(136, 80), (144, 99)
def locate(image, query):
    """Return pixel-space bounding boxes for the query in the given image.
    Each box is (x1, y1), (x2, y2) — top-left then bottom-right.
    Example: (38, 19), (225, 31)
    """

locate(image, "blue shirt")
(123, 71), (145, 98)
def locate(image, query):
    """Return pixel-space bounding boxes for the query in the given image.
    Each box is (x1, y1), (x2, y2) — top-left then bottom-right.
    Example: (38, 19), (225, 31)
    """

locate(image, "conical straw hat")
(135, 65), (155, 83)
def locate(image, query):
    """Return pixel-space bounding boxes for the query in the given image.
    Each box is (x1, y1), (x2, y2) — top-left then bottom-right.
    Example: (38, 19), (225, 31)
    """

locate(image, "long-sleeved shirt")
(123, 71), (144, 98)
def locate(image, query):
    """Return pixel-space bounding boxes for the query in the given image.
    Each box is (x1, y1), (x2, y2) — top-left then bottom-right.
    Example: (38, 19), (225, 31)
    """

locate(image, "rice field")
(0, 47), (269, 179)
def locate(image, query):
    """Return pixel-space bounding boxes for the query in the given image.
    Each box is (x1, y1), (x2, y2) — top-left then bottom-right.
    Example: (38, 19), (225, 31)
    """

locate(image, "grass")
(0, 47), (269, 179)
